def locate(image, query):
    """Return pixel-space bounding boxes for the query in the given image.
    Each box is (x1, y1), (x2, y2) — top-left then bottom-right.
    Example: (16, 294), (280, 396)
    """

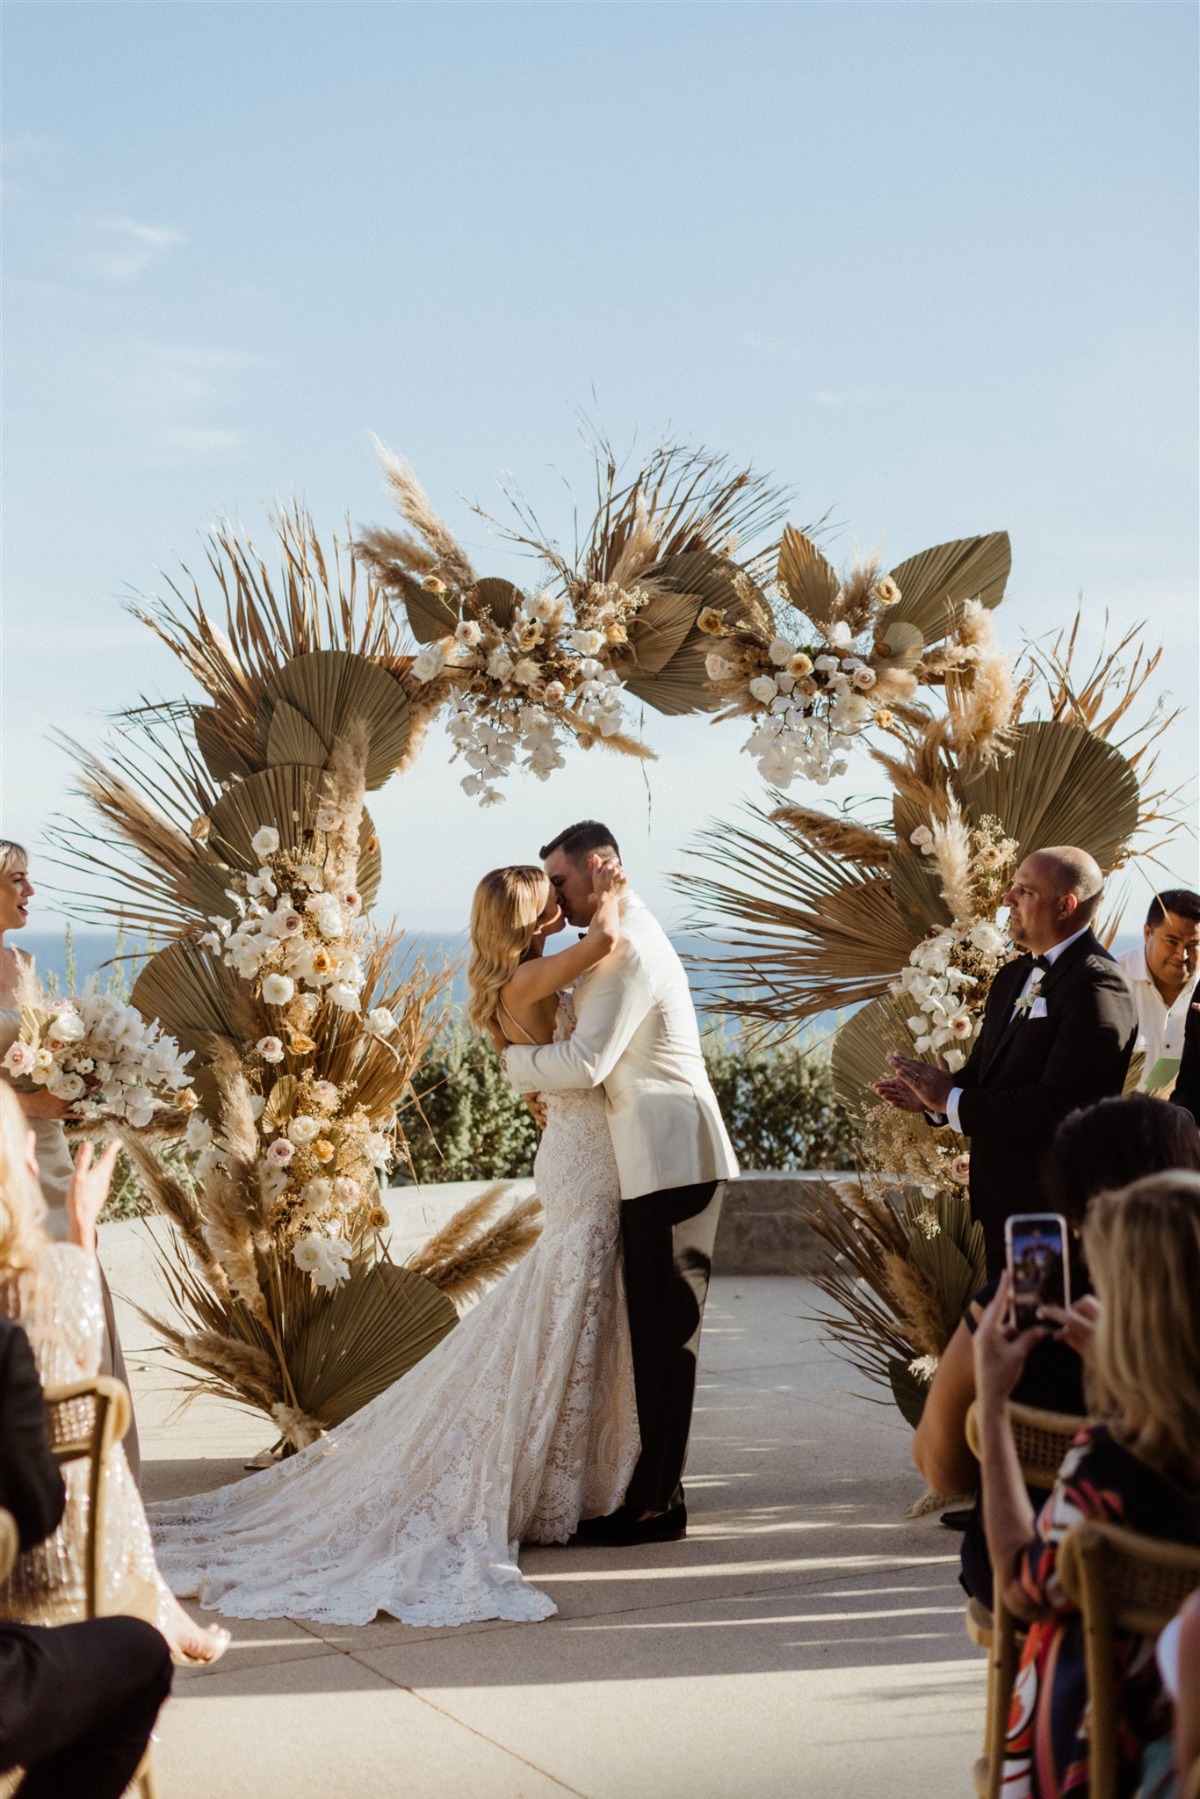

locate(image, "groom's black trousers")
(620, 1179), (723, 1515)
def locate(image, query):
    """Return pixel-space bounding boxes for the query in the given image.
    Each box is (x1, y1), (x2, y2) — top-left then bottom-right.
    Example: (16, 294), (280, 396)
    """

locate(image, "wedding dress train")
(149, 1005), (638, 1628)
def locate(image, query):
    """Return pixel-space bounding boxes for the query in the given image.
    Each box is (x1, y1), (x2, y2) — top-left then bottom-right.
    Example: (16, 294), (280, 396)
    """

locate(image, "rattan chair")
(965, 1400), (1082, 1799)
(1058, 1520), (1200, 1799)
(0, 1508), (18, 1583)
(0, 1377), (159, 1799)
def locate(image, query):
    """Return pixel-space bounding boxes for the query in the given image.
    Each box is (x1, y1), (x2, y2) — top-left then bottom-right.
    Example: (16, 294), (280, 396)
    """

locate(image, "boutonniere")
(1014, 970), (1046, 1016)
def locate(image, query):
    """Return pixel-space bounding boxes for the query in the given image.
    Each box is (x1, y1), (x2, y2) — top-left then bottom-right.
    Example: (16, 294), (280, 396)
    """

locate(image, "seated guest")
(974, 1171), (1200, 1798)
(1141, 1588), (1200, 1799)
(1, 1315), (173, 1799)
(1118, 889), (1200, 1091)
(912, 1095), (1200, 1598)
(0, 1085), (227, 1663)
(876, 845), (1138, 1275)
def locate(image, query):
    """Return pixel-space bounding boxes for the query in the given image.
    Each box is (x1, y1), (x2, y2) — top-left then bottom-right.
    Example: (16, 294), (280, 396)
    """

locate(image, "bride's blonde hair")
(467, 866), (550, 1034)
(0, 840), (29, 877)
(0, 1082), (50, 1340)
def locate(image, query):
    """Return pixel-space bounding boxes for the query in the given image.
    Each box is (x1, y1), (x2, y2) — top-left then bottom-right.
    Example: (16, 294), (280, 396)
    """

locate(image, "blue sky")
(3, 1), (1197, 935)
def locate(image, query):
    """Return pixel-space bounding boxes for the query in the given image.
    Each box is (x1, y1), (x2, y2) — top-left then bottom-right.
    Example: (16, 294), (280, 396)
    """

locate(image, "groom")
(503, 820), (739, 1545)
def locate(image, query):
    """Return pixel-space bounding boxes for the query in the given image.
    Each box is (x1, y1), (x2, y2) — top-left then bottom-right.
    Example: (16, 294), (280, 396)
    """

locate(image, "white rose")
(266, 1138), (295, 1165)
(262, 973), (295, 1007)
(328, 982), (361, 1012)
(251, 827), (280, 859)
(968, 920), (1006, 957)
(334, 1175), (362, 1207)
(412, 644), (447, 683)
(299, 1177), (332, 1210)
(292, 1232), (352, 1291)
(874, 575), (902, 607)
(485, 649), (514, 683)
(705, 653), (734, 682)
(316, 805), (341, 833)
(2, 1041), (36, 1077)
(365, 1006), (396, 1038)
(569, 629), (605, 656)
(364, 1130), (391, 1170)
(530, 592), (558, 622)
(256, 1035), (285, 1064)
(48, 1070), (87, 1102)
(950, 1153), (971, 1184)
(748, 675), (778, 705)
(455, 619), (483, 646)
(542, 680), (566, 705)
(49, 1008), (87, 1044)
(851, 665), (877, 690)
(287, 1114), (321, 1146)
(767, 636), (794, 667)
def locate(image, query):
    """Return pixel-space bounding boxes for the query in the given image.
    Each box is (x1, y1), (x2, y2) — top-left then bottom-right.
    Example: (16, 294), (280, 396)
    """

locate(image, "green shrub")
(701, 1033), (856, 1171)
(397, 1021), (855, 1182)
(399, 1023), (539, 1184)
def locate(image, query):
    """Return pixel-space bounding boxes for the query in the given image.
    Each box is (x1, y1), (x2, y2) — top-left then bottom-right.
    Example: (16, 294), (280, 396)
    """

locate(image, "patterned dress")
(1003, 1423), (1200, 1797)
(148, 998), (639, 1628)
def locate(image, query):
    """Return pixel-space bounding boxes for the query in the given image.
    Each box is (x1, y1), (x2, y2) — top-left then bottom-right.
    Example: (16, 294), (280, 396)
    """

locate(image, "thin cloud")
(87, 215), (184, 282)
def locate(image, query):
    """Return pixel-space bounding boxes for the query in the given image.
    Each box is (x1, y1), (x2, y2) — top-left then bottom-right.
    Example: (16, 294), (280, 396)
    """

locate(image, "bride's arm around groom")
(503, 822), (737, 1541)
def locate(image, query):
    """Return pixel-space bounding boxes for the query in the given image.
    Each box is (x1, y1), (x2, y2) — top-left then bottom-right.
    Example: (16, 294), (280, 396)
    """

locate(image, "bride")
(149, 858), (638, 1629)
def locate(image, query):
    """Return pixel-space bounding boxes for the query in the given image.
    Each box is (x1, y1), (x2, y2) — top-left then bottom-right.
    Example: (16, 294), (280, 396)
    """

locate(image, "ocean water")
(17, 926), (1142, 1043)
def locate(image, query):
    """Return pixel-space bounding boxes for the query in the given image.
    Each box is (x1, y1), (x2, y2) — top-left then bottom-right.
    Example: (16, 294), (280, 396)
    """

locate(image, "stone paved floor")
(103, 1221), (985, 1799)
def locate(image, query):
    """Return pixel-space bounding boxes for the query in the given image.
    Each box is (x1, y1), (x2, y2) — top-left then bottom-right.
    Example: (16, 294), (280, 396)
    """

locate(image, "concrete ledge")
(387, 1172), (859, 1276)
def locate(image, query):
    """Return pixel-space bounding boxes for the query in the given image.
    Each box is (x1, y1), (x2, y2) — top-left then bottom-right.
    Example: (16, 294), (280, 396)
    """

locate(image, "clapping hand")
(871, 1077), (929, 1113)
(878, 1050), (954, 1114)
(66, 1137), (121, 1254)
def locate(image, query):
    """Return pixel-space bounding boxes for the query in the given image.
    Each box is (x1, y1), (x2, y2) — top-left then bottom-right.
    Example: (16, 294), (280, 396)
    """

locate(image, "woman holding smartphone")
(974, 1170), (1200, 1798)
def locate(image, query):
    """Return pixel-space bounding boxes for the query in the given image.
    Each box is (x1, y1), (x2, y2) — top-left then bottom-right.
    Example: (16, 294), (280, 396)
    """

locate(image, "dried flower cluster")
(406, 579), (648, 804)
(894, 810), (1018, 1071)
(3, 978), (194, 1128)
(699, 560), (917, 786)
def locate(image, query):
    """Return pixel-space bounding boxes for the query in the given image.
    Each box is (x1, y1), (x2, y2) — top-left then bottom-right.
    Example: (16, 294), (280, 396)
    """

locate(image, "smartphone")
(1005, 1213), (1071, 1332)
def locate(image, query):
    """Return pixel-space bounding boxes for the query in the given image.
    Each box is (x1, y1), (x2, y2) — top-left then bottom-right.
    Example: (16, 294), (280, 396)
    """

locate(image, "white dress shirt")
(943, 926), (1092, 1135)
(1117, 946), (1199, 1087)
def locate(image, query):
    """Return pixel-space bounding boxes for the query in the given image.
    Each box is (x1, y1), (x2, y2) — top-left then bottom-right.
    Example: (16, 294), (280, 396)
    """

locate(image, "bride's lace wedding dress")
(149, 1000), (638, 1629)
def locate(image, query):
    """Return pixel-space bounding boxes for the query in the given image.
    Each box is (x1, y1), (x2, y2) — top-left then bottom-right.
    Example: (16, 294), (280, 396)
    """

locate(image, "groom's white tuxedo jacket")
(504, 892), (739, 1201)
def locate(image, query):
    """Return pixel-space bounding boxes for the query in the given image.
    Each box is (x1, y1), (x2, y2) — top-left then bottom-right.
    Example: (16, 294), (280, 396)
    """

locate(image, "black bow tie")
(1029, 954), (1050, 973)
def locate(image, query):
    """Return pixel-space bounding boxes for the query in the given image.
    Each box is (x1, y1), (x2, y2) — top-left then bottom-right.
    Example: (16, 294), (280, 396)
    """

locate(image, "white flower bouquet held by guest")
(1, 977), (193, 1130)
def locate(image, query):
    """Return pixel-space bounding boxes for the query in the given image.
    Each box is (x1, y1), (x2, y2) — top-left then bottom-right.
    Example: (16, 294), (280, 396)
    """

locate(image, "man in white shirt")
(874, 845), (1138, 1274)
(1117, 889), (1200, 1090)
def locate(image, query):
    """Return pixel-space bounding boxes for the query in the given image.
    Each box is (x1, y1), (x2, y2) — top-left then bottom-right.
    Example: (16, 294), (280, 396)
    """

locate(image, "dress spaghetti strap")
(497, 999), (538, 1046)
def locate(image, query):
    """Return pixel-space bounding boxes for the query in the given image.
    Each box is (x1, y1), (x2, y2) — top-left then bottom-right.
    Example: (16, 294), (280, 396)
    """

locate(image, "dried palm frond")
(673, 807), (922, 1030)
(406, 1185), (543, 1309)
(114, 1130), (229, 1297)
(955, 718), (1139, 873)
(885, 531), (1012, 645)
(770, 803), (895, 867)
(130, 505), (397, 776)
(1021, 607), (1187, 865)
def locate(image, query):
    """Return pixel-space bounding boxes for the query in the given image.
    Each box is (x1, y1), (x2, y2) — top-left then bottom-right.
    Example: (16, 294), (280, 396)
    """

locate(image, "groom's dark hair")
(540, 820), (621, 863)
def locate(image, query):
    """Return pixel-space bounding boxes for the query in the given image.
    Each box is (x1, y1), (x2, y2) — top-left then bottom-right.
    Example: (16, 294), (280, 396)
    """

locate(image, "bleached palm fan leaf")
(284, 1259), (457, 1426)
(955, 719), (1139, 873)
(888, 843), (953, 938)
(616, 552), (770, 716)
(830, 990), (923, 1114)
(778, 527), (841, 627)
(675, 809), (921, 1026)
(886, 532), (1011, 646)
(131, 937), (267, 1065)
(257, 651), (411, 790)
(205, 764), (382, 913)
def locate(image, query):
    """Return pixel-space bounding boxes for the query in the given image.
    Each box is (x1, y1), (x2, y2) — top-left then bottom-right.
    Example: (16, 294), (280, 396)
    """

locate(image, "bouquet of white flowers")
(2, 977), (194, 1128)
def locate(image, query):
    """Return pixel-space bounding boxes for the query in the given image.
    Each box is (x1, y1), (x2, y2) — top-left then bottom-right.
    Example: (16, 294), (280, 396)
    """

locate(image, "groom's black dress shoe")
(573, 1502), (687, 1547)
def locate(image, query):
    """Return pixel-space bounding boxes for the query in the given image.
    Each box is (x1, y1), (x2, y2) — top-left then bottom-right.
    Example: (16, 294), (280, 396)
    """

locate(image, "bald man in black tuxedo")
(876, 846), (1138, 1275)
